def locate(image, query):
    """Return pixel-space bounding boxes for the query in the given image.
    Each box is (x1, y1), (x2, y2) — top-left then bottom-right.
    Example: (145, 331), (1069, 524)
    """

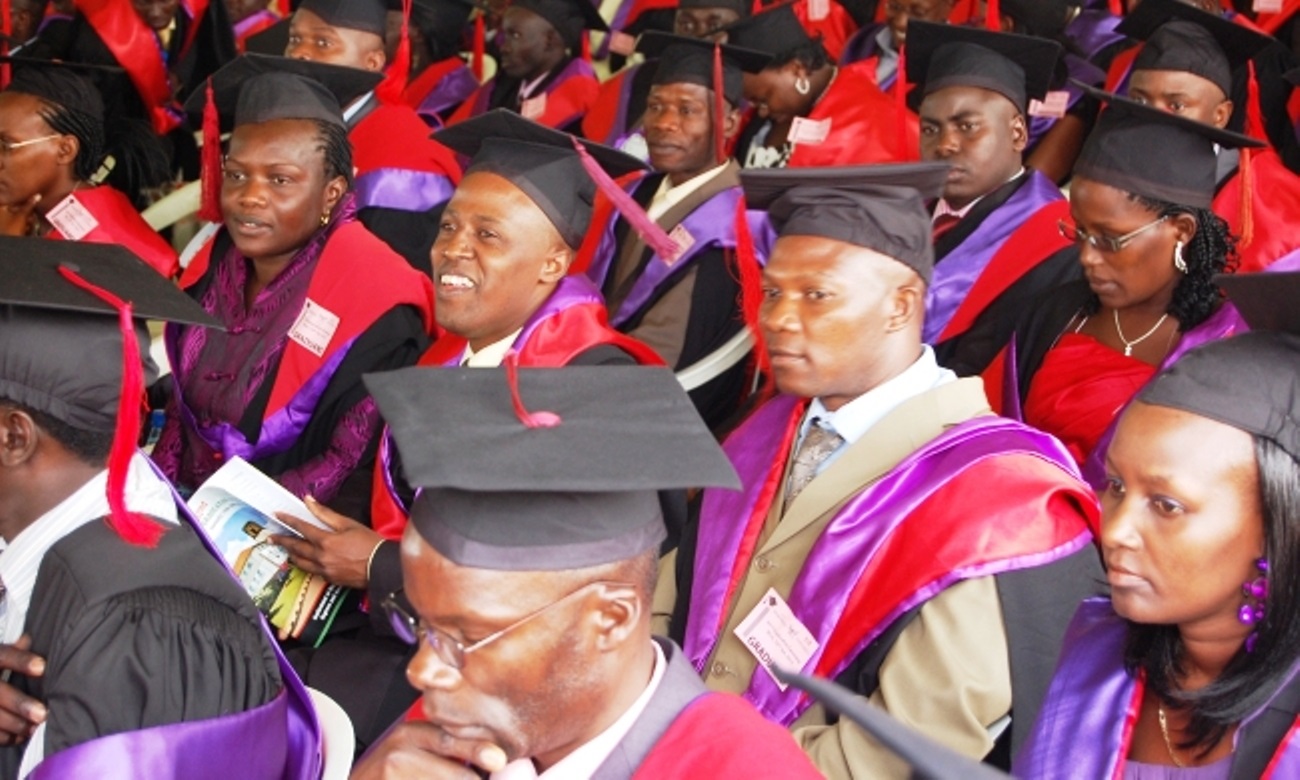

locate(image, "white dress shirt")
(462, 329), (524, 367)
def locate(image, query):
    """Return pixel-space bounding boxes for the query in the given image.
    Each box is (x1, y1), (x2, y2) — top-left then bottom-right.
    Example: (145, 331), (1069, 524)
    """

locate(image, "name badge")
(790, 116), (832, 146)
(1028, 90), (1070, 119)
(288, 299), (341, 358)
(807, 0), (830, 21)
(1256, 0), (1282, 11)
(46, 194), (99, 240)
(521, 94), (548, 121)
(734, 588), (820, 691)
(608, 31), (636, 56)
(664, 224), (695, 265)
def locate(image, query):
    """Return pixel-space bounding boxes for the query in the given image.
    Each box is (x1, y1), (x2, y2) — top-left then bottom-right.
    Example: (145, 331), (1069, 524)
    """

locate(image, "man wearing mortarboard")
(582, 33), (769, 431)
(381, 0), (479, 126)
(269, 110), (671, 747)
(908, 22), (1082, 378)
(445, 0), (603, 132)
(282, 0), (463, 275)
(657, 162), (1101, 778)
(838, 0), (952, 92)
(0, 239), (320, 779)
(1118, 0), (1300, 274)
(351, 365), (824, 778)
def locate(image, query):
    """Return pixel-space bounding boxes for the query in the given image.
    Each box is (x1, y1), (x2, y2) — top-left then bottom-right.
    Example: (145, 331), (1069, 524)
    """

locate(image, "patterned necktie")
(784, 421), (845, 512)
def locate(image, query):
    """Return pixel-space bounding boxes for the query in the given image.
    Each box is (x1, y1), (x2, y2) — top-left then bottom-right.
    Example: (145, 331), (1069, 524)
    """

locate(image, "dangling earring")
(1173, 240), (1187, 273)
(320, 211), (331, 228)
(794, 75), (811, 96)
(1239, 557), (1268, 653)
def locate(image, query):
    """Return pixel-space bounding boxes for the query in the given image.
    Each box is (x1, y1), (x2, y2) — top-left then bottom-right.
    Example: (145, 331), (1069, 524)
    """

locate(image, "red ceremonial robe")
(401, 56), (479, 127)
(45, 185), (179, 279)
(446, 57), (599, 131)
(1213, 148), (1300, 273)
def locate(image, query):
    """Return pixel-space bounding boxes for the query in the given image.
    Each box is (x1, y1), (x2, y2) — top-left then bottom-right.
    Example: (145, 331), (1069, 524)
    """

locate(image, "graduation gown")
(404, 57), (480, 128)
(1015, 598), (1300, 780)
(447, 56), (599, 135)
(0, 513), (317, 779)
(662, 379), (1101, 777)
(584, 163), (756, 430)
(582, 61), (657, 146)
(44, 186), (179, 279)
(929, 171), (1080, 378)
(1212, 147), (1300, 274)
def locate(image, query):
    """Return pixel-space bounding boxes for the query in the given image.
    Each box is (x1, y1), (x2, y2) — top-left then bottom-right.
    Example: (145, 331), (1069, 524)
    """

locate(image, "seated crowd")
(0, 0), (1299, 776)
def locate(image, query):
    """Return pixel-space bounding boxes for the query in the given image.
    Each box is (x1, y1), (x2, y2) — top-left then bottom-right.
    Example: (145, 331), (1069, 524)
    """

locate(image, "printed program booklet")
(188, 457), (355, 647)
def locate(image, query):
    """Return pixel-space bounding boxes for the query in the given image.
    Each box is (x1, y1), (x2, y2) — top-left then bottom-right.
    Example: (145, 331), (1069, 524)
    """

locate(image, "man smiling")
(583, 32), (769, 430)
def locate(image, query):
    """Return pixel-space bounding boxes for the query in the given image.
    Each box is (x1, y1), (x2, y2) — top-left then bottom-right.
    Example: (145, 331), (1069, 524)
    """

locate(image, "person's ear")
(1211, 99), (1234, 130)
(1010, 112), (1029, 154)
(589, 583), (641, 651)
(322, 174), (348, 214)
(887, 279), (924, 332)
(538, 243), (572, 283)
(363, 39), (388, 72)
(723, 106), (741, 139)
(0, 408), (39, 468)
(1170, 212), (1198, 247)
(55, 134), (80, 169)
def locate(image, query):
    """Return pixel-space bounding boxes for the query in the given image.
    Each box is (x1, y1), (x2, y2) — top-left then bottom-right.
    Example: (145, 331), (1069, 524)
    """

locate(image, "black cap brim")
(1117, 0), (1272, 64)
(636, 30), (772, 73)
(1216, 271), (1300, 336)
(244, 17), (291, 55)
(433, 108), (645, 178)
(181, 53), (382, 125)
(1073, 81), (1265, 150)
(740, 161), (951, 210)
(904, 20), (1063, 108)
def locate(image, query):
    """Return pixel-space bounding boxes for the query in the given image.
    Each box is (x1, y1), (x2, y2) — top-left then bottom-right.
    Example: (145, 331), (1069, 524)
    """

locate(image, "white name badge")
(46, 194), (99, 240)
(734, 588), (820, 691)
(664, 224), (695, 265)
(288, 298), (341, 358)
(807, 0), (830, 21)
(1256, 0), (1283, 11)
(608, 31), (636, 56)
(1028, 90), (1070, 119)
(790, 116), (832, 146)
(521, 93), (548, 121)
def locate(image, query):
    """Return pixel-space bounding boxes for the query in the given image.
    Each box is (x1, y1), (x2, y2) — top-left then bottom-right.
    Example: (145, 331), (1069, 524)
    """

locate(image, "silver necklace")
(1113, 309), (1169, 357)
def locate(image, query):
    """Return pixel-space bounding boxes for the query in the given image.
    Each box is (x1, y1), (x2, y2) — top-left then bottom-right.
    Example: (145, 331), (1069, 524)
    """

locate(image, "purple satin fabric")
(600, 63), (645, 145)
(354, 167), (455, 213)
(686, 398), (1091, 725)
(1066, 10), (1126, 61)
(30, 459), (323, 779)
(923, 171), (1065, 343)
(232, 9), (276, 38)
(169, 334), (360, 464)
(416, 66), (480, 127)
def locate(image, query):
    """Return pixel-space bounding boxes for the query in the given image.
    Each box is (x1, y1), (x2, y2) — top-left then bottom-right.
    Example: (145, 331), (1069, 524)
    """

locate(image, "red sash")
(582, 67), (634, 145)
(1104, 45), (1140, 93)
(447, 62), (599, 130)
(1212, 148), (1300, 274)
(350, 104), (462, 179)
(400, 57), (465, 110)
(786, 61), (918, 167)
(46, 186), (179, 279)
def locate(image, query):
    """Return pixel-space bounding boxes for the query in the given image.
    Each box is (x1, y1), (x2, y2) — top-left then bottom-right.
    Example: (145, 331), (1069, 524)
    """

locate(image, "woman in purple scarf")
(1015, 270), (1300, 780)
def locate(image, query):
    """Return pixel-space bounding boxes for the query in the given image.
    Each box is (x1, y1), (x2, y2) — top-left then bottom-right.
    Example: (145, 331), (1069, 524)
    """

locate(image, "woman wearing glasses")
(0, 60), (177, 276)
(988, 92), (1261, 470)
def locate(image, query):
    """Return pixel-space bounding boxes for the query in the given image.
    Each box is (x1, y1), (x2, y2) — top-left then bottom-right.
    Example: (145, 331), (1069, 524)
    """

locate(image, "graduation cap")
(719, 4), (810, 60)
(434, 109), (680, 256)
(1119, 0), (1272, 98)
(297, 0), (387, 36)
(365, 365), (740, 570)
(245, 16), (291, 55)
(390, 0), (476, 55)
(1139, 271), (1300, 466)
(998, 0), (1074, 39)
(0, 57), (120, 122)
(741, 162), (951, 284)
(904, 20), (1062, 113)
(772, 669), (1012, 780)
(511, 0), (607, 51)
(0, 238), (219, 548)
(679, 0), (750, 14)
(1072, 83), (1264, 210)
(638, 31), (770, 108)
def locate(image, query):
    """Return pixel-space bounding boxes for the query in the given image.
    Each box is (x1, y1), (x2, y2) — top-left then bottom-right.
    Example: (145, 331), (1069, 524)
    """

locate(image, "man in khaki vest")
(654, 162), (1102, 778)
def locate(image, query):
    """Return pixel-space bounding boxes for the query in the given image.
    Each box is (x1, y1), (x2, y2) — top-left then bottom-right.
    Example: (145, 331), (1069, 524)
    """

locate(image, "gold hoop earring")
(320, 211), (330, 228)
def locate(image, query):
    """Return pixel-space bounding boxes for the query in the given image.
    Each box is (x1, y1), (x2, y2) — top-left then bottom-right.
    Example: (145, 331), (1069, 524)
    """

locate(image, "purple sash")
(354, 167), (456, 213)
(166, 328), (359, 464)
(233, 9), (277, 39)
(30, 460), (322, 779)
(1065, 10), (1126, 61)
(685, 396), (1092, 725)
(923, 171), (1065, 343)
(415, 65), (479, 127)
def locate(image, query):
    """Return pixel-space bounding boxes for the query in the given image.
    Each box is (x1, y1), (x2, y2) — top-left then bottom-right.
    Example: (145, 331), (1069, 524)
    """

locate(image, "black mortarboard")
(741, 162), (951, 284)
(245, 16), (291, 55)
(679, 0), (750, 15)
(434, 109), (647, 249)
(0, 57), (115, 122)
(719, 4), (810, 59)
(366, 366), (740, 571)
(512, 0), (607, 50)
(1072, 84), (1264, 209)
(0, 238), (219, 547)
(999, 0), (1074, 38)
(904, 20), (1062, 112)
(638, 31), (771, 108)
(1120, 0), (1272, 98)
(772, 669), (1012, 780)
(298, 0), (387, 36)
(1138, 271), (1300, 465)
(182, 53), (382, 128)
(389, 0), (476, 54)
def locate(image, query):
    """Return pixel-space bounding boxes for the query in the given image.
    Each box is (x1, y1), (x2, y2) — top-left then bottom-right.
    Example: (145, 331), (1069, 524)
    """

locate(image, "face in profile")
(1101, 401), (1264, 637)
(220, 118), (346, 267)
(498, 7), (556, 81)
(0, 92), (71, 209)
(431, 171), (569, 350)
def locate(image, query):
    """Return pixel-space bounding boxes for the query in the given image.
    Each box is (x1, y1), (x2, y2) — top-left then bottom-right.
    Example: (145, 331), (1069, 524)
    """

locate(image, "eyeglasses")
(382, 580), (628, 671)
(1058, 216), (1168, 254)
(0, 134), (62, 156)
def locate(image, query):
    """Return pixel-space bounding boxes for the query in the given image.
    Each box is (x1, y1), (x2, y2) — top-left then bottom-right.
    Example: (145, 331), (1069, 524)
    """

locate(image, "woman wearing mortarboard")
(1015, 270), (1300, 778)
(150, 55), (434, 514)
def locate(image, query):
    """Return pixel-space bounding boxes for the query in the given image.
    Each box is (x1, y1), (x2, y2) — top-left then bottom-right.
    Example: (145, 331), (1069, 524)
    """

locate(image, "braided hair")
(313, 120), (353, 187)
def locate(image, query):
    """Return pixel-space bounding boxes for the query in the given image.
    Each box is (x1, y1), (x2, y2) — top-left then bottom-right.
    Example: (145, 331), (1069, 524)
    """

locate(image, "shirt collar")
(647, 161), (730, 222)
(933, 167), (1025, 223)
(518, 70), (553, 101)
(805, 345), (956, 446)
(462, 329), (524, 367)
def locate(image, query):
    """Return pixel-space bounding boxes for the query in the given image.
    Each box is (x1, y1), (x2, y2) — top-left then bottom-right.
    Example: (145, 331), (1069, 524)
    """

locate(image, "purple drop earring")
(1239, 557), (1268, 653)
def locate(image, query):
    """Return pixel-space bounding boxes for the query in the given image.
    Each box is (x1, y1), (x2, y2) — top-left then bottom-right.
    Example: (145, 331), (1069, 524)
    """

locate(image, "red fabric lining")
(47, 187), (180, 279)
(350, 104), (462, 179)
(785, 61), (919, 167)
(75, 0), (189, 134)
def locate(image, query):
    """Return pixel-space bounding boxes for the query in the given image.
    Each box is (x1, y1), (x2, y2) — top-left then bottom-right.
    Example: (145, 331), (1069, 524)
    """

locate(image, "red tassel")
(377, 0), (412, 104)
(1245, 60), (1267, 142)
(732, 197), (772, 402)
(472, 14), (486, 81)
(895, 42), (908, 160)
(56, 266), (165, 548)
(569, 136), (681, 261)
(1, 0), (11, 90)
(581, 31), (591, 62)
(1237, 60), (1267, 249)
(985, 0), (999, 30)
(198, 79), (223, 224)
(503, 352), (561, 428)
(712, 43), (726, 165)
